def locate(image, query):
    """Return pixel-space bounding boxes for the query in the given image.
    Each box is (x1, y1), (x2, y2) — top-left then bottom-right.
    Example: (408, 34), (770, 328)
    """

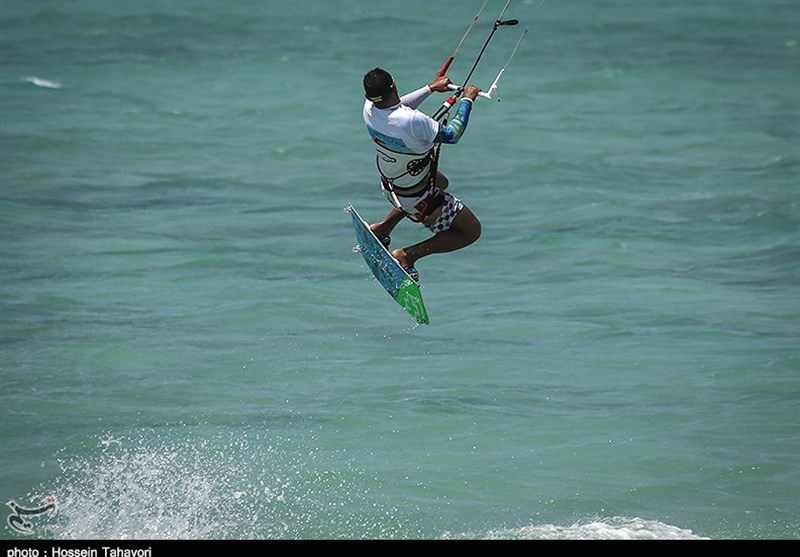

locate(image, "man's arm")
(435, 85), (480, 145)
(401, 76), (452, 109)
(400, 86), (434, 109)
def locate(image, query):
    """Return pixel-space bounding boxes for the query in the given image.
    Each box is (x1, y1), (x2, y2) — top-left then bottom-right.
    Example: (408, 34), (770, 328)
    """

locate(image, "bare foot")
(390, 248), (414, 271)
(371, 222), (395, 240)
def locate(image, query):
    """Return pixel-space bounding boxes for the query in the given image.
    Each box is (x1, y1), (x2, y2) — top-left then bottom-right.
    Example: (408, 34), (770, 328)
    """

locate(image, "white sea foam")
(23, 76), (62, 89)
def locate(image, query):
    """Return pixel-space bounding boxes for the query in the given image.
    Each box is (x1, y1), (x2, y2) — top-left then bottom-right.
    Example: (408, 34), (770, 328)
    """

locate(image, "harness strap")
(374, 148), (434, 186)
(380, 145), (444, 223)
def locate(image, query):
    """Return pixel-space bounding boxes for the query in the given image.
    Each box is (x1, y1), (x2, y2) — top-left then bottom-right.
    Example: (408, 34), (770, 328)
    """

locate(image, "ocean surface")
(1, 0), (798, 541)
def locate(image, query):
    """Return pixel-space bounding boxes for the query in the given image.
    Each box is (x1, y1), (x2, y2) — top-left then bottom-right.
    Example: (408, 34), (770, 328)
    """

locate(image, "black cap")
(363, 67), (394, 103)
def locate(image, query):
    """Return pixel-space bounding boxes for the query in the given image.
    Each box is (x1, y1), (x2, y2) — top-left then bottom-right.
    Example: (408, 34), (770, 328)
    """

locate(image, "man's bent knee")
(454, 208), (481, 245)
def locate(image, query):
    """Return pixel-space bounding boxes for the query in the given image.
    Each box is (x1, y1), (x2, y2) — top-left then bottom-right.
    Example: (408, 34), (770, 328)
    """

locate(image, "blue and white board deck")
(347, 205), (429, 325)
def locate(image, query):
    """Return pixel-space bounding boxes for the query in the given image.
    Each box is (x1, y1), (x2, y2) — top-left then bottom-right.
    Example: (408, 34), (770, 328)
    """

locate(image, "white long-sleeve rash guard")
(363, 85), (473, 188)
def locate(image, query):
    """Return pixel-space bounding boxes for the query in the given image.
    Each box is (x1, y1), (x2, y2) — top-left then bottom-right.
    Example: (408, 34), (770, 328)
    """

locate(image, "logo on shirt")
(367, 127), (412, 154)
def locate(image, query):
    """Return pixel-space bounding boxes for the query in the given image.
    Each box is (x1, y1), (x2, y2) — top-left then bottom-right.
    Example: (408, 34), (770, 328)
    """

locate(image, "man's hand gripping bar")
(446, 68), (505, 101)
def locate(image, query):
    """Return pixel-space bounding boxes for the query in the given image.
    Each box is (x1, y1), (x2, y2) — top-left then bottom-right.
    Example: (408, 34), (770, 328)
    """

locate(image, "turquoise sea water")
(1, 0), (798, 540)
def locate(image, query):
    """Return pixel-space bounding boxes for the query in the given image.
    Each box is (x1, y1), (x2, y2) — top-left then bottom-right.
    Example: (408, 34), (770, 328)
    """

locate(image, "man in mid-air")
(362, 67), (482, 281)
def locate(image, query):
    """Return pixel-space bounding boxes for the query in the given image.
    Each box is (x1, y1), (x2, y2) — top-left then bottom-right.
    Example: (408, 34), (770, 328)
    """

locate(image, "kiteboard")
(346, 204), (429, 325)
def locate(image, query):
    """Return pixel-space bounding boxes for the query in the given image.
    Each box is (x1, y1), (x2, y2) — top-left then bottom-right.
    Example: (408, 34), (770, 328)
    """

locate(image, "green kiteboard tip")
(396, 278), (429, 325)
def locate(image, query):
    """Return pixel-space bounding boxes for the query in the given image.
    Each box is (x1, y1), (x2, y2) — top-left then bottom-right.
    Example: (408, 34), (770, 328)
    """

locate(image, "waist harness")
(378, 143), (444, 223)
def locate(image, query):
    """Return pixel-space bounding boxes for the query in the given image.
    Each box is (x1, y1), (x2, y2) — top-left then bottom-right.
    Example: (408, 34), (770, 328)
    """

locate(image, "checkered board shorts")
(424, 191), (464, 234)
